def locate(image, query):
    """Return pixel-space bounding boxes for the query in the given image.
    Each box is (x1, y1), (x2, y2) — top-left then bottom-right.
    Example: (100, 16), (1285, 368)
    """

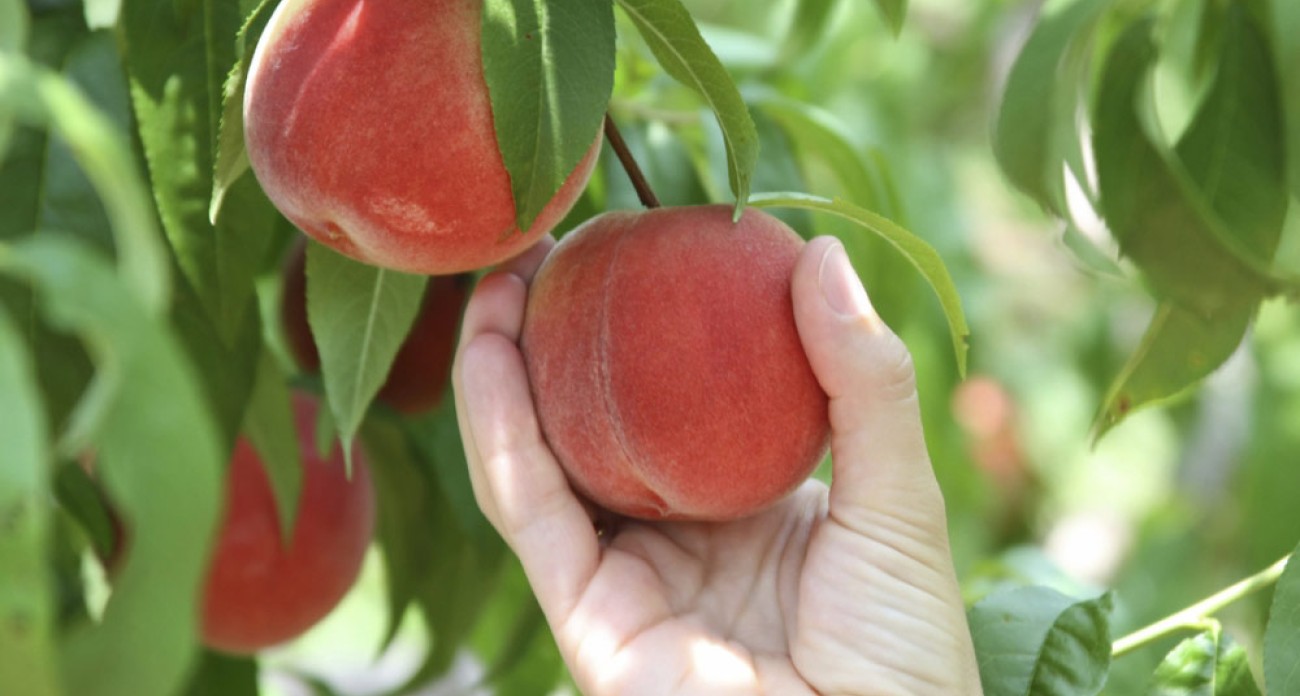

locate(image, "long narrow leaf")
(750, 192), (969, 376)
(0, 52), (168, 313)
(482, 0), (614, 232)
(0, 307), (59, 696)
(0, 235), (222, 696)
(306, 241), (426, 463)
(617, 0), (757, 216)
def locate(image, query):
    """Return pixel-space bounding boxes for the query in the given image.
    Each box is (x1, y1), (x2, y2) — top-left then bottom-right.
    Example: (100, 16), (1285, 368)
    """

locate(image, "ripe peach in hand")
(521, 205), (830, 521)
(202, 393), (375, 654)
(244, 0), (600, 274)
(281, 241), (468, 414)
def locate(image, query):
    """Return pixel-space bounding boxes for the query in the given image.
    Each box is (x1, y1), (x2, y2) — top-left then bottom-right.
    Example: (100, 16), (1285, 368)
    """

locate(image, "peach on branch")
(521, 205), (830, 521)
(244, 0), (600, 274)
(201, 393), (375, 654)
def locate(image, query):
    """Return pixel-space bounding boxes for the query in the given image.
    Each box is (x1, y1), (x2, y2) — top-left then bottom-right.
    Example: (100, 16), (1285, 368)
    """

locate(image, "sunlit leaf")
(1264, 549), (1300, 695)
(306, 241), (425, 465)
(1094, 300), (1254, 438)
(482, 0), (614, 232)
(968, 586), (1114, 696)
(242, 345), (302, 541)
(0, 235), (222, 696)
(994, 0), (1109, 215)
(749, 192), (969, 376)
(120, 0), (252, 337)
(208, 0), (276, 225)
(616, 0), (758, 216)
(1151, 627), (1261, 696)
(0, 307), (59, 696)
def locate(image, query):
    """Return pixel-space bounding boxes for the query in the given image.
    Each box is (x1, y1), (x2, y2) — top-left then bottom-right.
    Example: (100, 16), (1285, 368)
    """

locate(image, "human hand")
(452, 235), (982, 695)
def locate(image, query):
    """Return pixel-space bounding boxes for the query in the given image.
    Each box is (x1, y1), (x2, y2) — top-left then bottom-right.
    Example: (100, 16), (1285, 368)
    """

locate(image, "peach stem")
(604, 113), (660, 209)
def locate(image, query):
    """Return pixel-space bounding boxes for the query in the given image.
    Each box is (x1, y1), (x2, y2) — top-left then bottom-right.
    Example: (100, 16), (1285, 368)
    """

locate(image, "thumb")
(791, 237), (945, 525)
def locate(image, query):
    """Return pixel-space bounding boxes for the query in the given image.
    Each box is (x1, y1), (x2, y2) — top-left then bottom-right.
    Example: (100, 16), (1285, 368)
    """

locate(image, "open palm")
(453, 236), (980, 695)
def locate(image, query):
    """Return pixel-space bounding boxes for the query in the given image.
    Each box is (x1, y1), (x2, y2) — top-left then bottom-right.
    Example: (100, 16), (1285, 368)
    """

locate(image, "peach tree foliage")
(0, 0), (1297, 694)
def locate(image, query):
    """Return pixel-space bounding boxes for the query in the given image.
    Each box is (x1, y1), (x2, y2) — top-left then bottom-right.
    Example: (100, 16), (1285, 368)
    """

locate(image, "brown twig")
(604, 114), (660, 209)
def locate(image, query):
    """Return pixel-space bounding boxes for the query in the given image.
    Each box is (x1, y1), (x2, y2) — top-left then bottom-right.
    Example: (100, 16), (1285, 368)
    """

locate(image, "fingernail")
(819, 242), (873, 318)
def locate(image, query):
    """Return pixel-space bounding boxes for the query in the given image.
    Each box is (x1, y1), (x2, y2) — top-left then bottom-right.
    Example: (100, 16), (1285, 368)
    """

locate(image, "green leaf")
(53, 462), (118, 563)
(0, 0), (27, 53)
(756, 95), (895, 219)
(870, 0), (906, 36)
(1168, 3), (1289, 279)
(1093, 300), (1254, 438)
(616, 0), (758, 216)
(1060, 223), (1124, 278)
(598, 118), (708, 211)
(1092, 17), (1292, 317)
(1, 7), (87, 241)
(1265, 549), (1300, 695)
(405, 399), (495, 542)
(169, 262), (261, 449)
(0, 51), (169, 314)
(749, 192), (969, 376)
(39, 31), (132, 254)
(0, 235), (222, 696)
(362, 415), (433, 652)
(482, 0), (614, 233)
(120, 0), (252, 336)
(968, 586), (1114, 696)
(749, 110), (812, 231)
(374, 405), (508, 689)
(474, 558), (564, 693)
(781, 0), (838, 58)
(1272, 0), (1300, 201)
(208, 0), (276, 225)
(0, 308), (60, 696)
(408, 542), (508, 688)
(180, 650), (258, 696)
(1151, 627), (1262, 696)
(242, 345), (302, 542)
(306, 241), (426, 463)
(994, 0), (1109, 215)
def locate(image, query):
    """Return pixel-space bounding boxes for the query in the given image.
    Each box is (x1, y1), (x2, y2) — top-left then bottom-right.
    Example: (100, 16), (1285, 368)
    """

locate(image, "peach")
(202, 393), (374, 654)
(520, 205), (830, 521)
(281, 240), (468, 414)
(244, 0), (601, 274)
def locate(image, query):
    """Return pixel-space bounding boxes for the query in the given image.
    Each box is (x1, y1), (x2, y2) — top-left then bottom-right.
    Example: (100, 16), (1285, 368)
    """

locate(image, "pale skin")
(453, 235), (983, 696)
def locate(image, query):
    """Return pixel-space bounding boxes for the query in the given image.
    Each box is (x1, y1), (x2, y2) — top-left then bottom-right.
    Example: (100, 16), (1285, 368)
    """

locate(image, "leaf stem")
(604, 113), (660, 209)
(1111, 554), (1291, 657)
